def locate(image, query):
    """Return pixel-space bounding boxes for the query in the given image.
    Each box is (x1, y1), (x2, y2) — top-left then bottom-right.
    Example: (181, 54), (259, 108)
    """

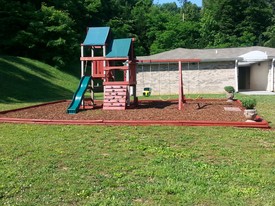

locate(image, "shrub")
(224, 86), (235, 93)
(241, 98), (257, 109)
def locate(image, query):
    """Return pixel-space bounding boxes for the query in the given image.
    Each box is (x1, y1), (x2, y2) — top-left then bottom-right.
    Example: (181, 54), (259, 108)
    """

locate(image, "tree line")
(0, 0), (274, 68)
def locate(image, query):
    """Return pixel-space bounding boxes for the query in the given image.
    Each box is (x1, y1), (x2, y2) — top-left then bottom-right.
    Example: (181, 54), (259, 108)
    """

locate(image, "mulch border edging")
(0, 99), (270, 128)
(0, 100), (67, 114)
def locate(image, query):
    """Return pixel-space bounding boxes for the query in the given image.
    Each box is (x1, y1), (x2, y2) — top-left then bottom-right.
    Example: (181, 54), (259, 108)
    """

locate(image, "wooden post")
(90, 47), (94, 105)
(80, 45), (85, 107)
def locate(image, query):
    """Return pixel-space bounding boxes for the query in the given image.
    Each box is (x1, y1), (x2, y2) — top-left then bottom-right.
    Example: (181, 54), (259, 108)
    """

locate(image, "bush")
(224, 86), (235, 93)
(241, 98), (257, 109)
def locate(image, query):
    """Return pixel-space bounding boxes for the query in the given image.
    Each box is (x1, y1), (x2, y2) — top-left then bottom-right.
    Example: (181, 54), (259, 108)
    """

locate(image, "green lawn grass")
(1, 56), (275, 205)
(0, 125), (274, 205)
(0, 55), (80, 111)
(0, 56), (79, 104)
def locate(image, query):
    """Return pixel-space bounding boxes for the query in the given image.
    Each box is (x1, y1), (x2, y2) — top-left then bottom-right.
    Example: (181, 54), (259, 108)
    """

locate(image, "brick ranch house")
(136, 46), (275, 95)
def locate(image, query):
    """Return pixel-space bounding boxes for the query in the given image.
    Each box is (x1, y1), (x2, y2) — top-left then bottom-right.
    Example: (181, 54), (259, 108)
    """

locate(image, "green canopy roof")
(83, 27), (110, 46)
(106, 38), (132, 58)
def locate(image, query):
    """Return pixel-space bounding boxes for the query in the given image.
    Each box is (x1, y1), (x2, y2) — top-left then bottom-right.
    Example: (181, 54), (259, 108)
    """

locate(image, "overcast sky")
(153, 0), (202, 7)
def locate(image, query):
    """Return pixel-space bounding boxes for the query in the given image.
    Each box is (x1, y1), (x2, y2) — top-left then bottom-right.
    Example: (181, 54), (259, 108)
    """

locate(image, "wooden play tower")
(80, 27), (137, 110)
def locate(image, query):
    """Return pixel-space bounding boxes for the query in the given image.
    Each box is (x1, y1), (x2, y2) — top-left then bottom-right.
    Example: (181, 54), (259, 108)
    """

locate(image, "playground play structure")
(67, 26), (202, 114)
(67, 27), (138, 114)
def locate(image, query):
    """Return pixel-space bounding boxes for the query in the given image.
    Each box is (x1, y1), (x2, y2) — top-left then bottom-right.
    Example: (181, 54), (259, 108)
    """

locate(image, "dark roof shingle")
(138, 46), (275, 62)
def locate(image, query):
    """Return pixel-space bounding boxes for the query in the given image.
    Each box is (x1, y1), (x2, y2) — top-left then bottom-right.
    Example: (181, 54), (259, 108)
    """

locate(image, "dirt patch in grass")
(0, 99), (247, 122)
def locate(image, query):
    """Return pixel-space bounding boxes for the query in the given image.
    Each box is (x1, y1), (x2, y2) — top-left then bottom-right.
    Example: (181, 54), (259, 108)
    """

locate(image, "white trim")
(235, 60), (239, 92)
(239, 51), (268, 61)
(103, 45), (106, 81)
(91, 47), (94, 75)
(81, 46), (84, 77)
(103, 45), (106, 66)
(271, 58), (275, 92)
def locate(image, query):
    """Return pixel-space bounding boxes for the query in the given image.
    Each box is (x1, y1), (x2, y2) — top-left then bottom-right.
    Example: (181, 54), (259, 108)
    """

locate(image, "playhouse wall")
(136, 61), (235, 95)
(92, 60), (104, 78)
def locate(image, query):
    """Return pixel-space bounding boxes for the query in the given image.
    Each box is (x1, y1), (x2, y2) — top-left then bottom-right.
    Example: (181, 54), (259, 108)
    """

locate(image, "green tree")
(42, 0), (103, 39)
(15, 4), (78, 67)
(200, 0), (273, 48)
(0, 1), (79, 67)
(0, 0), (36, 55)
(148, 2), (201, 54)
(182, 1), (201, 22)
(5, 0), (274, 66)
(130, 0), (154, 55)
(263, 1), (275, 47)
(105, 0), (139, 38)
(40, 4), (78, 67)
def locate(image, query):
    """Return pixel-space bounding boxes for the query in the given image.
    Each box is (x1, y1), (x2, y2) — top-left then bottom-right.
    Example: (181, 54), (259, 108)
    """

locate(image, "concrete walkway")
(238, 91), (275, 95)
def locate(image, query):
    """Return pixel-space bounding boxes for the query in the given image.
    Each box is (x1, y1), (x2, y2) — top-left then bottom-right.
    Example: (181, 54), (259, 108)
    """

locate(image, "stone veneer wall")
(136, 61), (236, 95)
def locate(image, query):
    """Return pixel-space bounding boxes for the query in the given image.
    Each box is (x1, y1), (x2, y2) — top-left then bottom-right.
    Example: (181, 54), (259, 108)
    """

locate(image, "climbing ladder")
(103, 85), (128, 110)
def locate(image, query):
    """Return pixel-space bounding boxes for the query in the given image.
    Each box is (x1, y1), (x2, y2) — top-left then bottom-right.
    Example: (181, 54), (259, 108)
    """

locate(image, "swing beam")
(137, 59), (201, 110)
(138, 59), (200, 63)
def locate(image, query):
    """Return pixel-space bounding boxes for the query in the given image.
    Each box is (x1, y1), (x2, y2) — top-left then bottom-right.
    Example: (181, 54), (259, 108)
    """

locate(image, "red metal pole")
(137, 59), (200, 63)
(178, 61), (182, 110)
(178, 61), (186, 110)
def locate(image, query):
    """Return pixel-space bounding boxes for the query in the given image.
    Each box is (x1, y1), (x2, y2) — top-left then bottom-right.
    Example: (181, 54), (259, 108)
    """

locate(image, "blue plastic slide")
(67, 76), (91, 114)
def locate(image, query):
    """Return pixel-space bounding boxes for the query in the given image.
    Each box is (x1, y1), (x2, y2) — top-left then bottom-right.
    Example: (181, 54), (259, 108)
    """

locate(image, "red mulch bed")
(0, 99), (269, 128)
